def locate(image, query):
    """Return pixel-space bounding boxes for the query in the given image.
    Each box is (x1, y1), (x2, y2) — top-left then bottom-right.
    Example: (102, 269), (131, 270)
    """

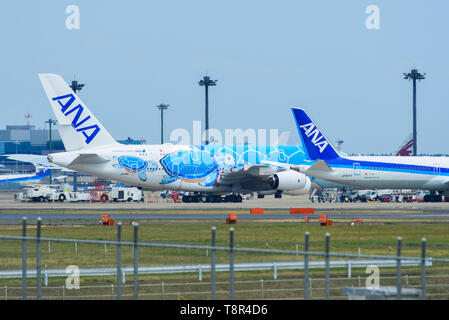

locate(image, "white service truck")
(22, 185), (55, 202)
(20, 184), (71, 202)
(111, 187), (144, 202)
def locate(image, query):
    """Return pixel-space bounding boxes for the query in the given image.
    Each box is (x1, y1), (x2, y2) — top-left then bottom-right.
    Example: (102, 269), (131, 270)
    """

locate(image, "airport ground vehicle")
(111, 187), (144, 202)
(365, 190), (378, 201)
(20, 184), (88, 202)
(48, 189), (71, 202)
(22, 185), (51, 202)
(378, 194), (392, 202)
(67, 191), (91, 202)
(21, 185), (65, 202)
(310, 191), (332, 203)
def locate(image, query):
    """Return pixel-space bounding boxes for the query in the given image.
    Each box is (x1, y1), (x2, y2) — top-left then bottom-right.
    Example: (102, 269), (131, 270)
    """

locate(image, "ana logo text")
(299, 122), (329, 153)
(52, 94), (100, 144)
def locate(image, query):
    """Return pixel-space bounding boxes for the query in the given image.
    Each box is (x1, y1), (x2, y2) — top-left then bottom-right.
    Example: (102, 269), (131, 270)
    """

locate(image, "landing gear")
(224, 194), (243, 203)
(423, 194), (443, 202)
(423, 191), (443, 202)
(181, 193), (201, 203)
(204, 195), (222, 203)
(182, 192), (243, 203)
(274, 191), (282, 199)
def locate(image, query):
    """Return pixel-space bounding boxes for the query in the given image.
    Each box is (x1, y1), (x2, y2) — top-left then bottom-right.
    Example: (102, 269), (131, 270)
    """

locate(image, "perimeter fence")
(0, 217), (448, 300)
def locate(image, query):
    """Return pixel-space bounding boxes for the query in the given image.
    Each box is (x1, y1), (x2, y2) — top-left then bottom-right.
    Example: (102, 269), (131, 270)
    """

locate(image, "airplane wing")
(4, 154), (62, 169)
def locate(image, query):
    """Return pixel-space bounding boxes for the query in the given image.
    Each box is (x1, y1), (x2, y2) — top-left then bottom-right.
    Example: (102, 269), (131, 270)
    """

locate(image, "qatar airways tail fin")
(38, 74), (118, 151)
(395, 133), (414, 156)
(291, 108), (341, 161)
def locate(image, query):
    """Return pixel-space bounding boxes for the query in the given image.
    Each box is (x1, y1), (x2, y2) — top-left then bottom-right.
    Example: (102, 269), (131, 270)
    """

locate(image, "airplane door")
(434, 163), (440, 175)
(353, 163), (361, 176)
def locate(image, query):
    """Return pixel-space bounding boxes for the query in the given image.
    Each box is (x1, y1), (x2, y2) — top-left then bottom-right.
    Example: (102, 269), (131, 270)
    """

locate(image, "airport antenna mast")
(25, 114), (32, 126)
(404, 69), (425, 156)
(156, 104), (169, 144)
(70, 78), (85, 192)
(198, 76), (217, 145)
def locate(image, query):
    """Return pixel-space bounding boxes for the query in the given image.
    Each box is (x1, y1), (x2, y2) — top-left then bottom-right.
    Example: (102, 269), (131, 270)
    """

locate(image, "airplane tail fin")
(395, 133), (413, 156)
(291, 108), (341, 161)
(35, 167), (50, 178)
(38, 74), (118, 151)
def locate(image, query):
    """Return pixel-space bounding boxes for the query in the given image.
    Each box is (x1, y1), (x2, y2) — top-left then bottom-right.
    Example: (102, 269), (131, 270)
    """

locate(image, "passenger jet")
(38, 74), (312, 202)
(290, 108), (449, 202)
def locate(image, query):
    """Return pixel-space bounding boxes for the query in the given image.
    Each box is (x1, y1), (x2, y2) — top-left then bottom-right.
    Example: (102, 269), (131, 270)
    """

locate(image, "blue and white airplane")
(290, 108), (449, 202)
(38, 74), (314, 201)
(0, 168), (50, 184)
(0, 154), (67, 184)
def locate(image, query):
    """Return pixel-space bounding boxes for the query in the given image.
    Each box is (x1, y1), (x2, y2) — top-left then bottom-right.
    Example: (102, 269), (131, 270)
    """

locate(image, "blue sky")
(1, 1), (448, 154)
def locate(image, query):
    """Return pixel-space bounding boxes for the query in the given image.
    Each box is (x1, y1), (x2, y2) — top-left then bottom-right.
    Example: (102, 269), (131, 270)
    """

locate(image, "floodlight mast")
(199, 76), (217, 145)
(156, 104), (169, 144)
(404, 69), (425, 156)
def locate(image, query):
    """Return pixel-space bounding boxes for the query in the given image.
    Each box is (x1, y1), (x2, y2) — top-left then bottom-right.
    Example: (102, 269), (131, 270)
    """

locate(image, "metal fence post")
(304, 232), (310, 300)
(133, 223), (139, 300)
(36, 217), (42, 300)
(260, 279), (264, 299)
(421, 237), (426, 300)
(325, 233), (330, 300)
(116, 222), (122, 300)
(396, 237), (402, 300)
(22, 217), (27, 300)
(229, 227), (234, 300)
(211, 227), (216, 300)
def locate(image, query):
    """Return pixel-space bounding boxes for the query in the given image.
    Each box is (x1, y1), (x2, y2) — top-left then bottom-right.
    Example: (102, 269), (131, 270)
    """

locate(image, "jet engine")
(270, 170), (311, 195)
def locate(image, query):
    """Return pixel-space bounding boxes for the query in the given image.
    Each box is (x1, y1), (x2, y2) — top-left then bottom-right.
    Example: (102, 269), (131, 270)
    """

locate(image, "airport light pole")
(45, 118), (57, 184)
(156, 104), (169, 144)
(70, 79), (85, 192)
(404, 69), (425, 156)
(198, 76), (217, 145)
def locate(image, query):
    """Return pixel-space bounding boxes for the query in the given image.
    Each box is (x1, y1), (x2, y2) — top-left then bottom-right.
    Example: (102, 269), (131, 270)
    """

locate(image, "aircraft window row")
(180, 167), (207, 172)
(371, 166), (433, 172)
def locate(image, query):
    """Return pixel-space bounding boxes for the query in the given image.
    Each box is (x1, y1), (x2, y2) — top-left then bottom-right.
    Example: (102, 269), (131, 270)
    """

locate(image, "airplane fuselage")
(302, 156), (449, 191)
(50, 143), (309, 194)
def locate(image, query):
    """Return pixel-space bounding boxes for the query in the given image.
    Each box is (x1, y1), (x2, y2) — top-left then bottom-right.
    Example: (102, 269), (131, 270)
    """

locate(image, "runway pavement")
(1, 191), (449, 224)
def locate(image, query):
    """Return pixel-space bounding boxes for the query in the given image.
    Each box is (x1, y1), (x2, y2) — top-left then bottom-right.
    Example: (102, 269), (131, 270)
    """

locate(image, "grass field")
(0, 221), (448, 299)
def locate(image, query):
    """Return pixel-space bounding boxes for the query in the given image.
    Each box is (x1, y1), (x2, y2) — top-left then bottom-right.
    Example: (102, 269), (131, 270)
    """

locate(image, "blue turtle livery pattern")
(113, 156), (158, 181)
(158, 145), (306, 187)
